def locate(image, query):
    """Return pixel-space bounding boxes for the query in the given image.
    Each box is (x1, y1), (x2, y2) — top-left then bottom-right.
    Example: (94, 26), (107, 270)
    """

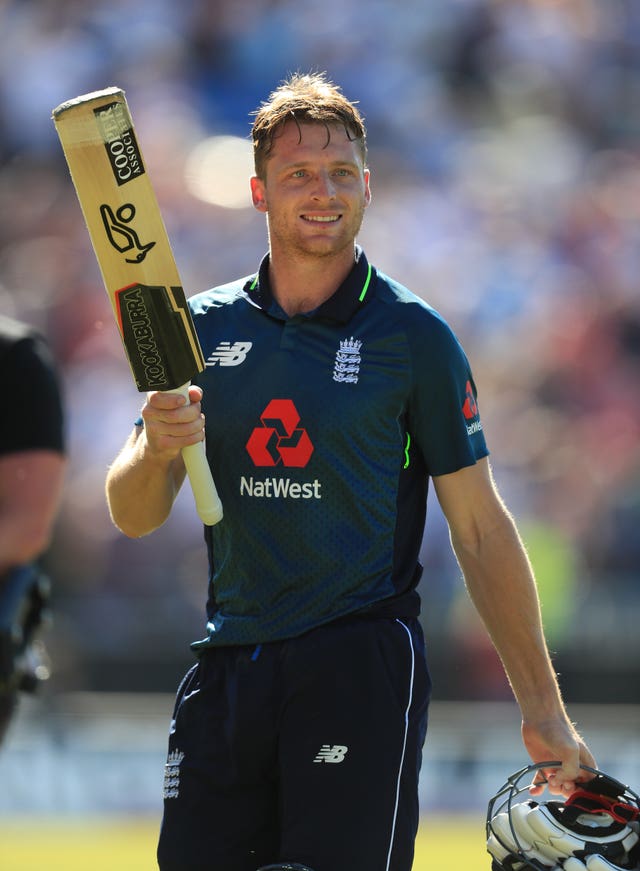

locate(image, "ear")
(364, 168), (372, 207)
(250, 176), (267, 212)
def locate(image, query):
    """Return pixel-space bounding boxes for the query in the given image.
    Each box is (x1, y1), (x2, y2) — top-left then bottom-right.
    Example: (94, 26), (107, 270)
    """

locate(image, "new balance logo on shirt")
(313, 744), (348, 764)
(207, 341), (253, 366)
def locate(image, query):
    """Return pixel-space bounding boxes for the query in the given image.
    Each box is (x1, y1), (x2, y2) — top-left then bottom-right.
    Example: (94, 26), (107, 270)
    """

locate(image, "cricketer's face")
(250, 120), (371, 261)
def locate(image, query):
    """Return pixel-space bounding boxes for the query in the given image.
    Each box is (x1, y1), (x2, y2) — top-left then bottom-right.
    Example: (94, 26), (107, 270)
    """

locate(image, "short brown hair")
(251, 71), (367, 178)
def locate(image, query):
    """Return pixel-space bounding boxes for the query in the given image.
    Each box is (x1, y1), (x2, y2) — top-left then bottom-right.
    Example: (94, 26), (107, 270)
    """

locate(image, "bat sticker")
(93, 100), (145, 186)
(115, 283), (205, 391)
(100, 203), (156, 263)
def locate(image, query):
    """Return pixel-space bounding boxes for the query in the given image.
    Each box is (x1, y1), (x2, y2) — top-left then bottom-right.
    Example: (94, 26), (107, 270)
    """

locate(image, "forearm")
(451, 513), (565, 721)
(105, 427), (186, 537)
(436, 460), (594, 790)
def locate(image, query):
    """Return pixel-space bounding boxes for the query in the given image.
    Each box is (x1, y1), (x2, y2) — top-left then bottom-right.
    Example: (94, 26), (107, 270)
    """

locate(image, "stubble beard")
(267, 202), (366, 263)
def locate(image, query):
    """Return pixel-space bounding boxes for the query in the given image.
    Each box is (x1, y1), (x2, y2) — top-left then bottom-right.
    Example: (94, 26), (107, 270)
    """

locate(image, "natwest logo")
(246, 399), (314, 468)
(462, 380), (478, 420)
(462, 380), (483, 436)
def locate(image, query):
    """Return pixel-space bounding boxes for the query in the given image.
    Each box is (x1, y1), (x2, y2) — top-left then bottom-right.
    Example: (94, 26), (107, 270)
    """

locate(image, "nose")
(311, 170), (336, 200)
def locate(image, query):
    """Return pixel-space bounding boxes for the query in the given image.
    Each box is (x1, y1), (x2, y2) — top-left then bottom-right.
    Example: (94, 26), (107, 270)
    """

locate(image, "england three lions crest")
(333, 336), (362, 384)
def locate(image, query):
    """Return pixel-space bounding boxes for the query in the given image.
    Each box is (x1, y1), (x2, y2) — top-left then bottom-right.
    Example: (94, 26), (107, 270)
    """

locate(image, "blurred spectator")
(0, 315), (66, 743)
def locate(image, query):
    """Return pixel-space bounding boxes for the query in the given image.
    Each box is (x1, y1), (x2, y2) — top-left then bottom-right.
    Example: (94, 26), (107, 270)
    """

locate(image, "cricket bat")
(52, 87), (223, 525)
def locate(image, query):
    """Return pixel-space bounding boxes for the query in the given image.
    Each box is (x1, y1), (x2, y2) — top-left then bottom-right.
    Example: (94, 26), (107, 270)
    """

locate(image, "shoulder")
(372, 269), (464, 351)
(189, 276), (253, 316)
(0, 316), (59, 378)
(0, 315), (37, 355)
(0, 319), (65, 454)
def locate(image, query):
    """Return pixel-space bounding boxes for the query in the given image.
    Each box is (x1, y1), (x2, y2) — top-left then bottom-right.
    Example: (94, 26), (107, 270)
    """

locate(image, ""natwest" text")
(240, 476), (322, 499)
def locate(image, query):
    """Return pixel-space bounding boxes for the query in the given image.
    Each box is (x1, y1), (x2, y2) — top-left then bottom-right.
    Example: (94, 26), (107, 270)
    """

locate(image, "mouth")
(300, 214), (341, 224)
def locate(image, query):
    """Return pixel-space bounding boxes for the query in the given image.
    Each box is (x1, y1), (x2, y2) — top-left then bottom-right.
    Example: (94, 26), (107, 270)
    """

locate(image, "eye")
(291, 169), (307, 178)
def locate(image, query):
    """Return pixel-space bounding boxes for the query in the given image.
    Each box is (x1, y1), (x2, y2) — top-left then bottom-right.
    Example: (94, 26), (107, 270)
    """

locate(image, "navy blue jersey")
(189, 248), (488, 647)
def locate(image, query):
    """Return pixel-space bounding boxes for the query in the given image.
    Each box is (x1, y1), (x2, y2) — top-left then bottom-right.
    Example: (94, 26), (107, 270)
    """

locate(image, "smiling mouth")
(301, 214), (341, 223)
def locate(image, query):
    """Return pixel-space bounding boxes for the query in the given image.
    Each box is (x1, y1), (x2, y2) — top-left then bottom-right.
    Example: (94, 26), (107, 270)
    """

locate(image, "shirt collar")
(243, 245), (375, 324)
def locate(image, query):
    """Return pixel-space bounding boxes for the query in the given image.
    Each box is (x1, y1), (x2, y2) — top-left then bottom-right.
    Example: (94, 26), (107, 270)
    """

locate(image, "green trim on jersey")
(359, 262), (372, 301)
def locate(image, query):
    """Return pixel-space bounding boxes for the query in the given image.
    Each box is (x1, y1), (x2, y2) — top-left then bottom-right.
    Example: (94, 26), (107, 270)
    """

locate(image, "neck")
(268, 246), (356, 317)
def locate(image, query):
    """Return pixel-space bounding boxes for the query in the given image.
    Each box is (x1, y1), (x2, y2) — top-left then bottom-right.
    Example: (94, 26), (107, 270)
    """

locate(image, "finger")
(146, 390), (190, 410)
(147, 414), (205, 441)
(548, 741), (597, 793)
(153, 426), (205, 449)
(546, 775), (578, 797)
(527, 756), (575, 794)
(143, 399), (202, 428)
(529, 773), (574, 798)
(578, 745), (598, 776)
(546, 759), (583, 797)
(143, 420), (205, 462)
(145, 386), (203, 407)
(529, 768), (550, 795)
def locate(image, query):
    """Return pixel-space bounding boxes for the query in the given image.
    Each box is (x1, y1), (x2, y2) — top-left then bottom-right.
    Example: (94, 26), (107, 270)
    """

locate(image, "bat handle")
(170, 383), (223, 526)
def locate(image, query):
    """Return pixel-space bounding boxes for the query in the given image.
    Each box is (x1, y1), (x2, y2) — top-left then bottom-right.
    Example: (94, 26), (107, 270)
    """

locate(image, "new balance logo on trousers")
(313, 744), (348, 763)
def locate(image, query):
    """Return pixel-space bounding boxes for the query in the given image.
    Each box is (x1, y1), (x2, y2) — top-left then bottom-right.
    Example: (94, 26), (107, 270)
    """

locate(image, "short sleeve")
(407, 312), (488, 477)
(0, 334), (65, 455)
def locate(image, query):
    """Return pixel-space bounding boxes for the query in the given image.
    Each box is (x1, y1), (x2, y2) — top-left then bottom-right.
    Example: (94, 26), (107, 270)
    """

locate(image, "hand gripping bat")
(52, 87), (223, 525)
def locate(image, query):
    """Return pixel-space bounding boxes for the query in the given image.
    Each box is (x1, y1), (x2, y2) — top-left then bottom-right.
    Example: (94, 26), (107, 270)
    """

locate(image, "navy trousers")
(157, 616), (431, 871)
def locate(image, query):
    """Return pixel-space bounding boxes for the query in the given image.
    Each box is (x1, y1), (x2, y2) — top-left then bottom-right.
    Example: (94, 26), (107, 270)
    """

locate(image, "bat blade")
(52, 87), (223, 525)
(114, 283), (202, 392)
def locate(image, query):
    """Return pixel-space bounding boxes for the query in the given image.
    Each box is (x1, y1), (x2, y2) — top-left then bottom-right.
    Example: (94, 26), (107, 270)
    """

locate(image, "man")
(0, 314), (66, 744)
(106, 73), (595, 871)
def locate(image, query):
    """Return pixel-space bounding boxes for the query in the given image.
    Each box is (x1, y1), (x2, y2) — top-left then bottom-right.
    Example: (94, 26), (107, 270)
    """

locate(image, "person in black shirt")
(0, 314), (66, 745)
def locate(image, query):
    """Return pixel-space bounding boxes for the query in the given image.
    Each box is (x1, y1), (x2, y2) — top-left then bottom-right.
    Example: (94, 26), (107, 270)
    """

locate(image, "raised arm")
(105, 385), (205, 538)
(433, 456), (596, 796)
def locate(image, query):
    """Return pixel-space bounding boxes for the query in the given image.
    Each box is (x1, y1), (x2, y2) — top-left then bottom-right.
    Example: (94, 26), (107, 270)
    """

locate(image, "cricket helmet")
(487, 762), (640, 871)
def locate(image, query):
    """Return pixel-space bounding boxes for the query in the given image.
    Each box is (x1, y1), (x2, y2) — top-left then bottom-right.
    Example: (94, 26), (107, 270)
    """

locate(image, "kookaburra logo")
(100, 202), (156, 263)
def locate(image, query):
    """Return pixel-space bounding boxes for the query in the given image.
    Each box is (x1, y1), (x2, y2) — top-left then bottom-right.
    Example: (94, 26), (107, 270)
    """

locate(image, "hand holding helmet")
(487, 763), (640, 871)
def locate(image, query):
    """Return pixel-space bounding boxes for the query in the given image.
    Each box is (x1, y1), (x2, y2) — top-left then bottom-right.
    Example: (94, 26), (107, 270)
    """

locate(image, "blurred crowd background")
(1, 0), (639, 703)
